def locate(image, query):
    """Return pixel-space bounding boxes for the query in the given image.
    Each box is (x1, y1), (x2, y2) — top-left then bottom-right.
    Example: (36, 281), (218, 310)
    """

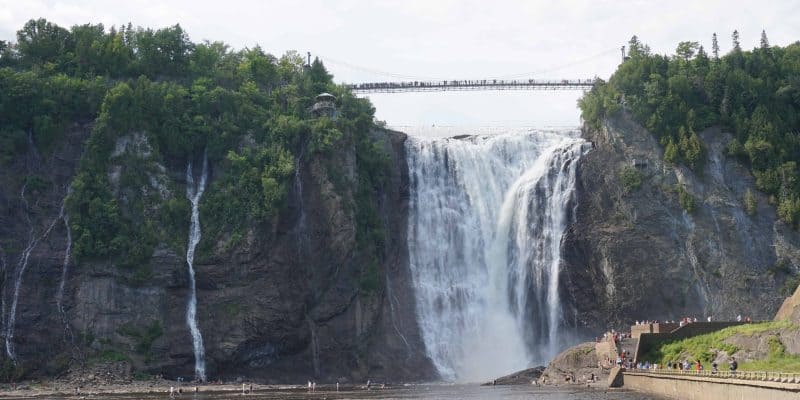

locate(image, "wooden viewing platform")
(346, 78), (596, 93)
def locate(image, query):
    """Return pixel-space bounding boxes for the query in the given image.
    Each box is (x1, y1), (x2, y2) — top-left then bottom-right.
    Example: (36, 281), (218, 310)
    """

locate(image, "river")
(1, 384), (665, 399)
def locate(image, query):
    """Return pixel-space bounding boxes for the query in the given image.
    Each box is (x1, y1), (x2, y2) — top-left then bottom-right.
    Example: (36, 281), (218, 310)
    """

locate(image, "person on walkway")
(729, 357), (738, 373)
(712, 360), (718, 374)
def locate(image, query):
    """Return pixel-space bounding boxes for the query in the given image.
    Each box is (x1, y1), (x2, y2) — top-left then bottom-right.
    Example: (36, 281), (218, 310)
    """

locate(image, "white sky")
(1, 0), (798, 128)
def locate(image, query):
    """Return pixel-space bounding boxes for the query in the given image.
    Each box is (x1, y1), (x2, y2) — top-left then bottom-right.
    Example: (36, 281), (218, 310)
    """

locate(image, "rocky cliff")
(0, 124), (435, 382)
(563, 113), (800, 333)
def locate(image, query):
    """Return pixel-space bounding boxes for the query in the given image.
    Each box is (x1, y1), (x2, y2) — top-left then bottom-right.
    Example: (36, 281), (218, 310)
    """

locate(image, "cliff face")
(0, 126), (435, 382)
(563, 113), (800, 332)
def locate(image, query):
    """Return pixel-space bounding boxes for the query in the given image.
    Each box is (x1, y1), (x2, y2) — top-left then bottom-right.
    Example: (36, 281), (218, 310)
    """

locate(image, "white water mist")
(185, 153), (208, 382)
(406, 129), (587, 382)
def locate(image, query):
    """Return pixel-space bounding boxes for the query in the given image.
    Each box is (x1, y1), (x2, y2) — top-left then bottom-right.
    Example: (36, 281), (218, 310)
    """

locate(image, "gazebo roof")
(316, 92), (336, 101)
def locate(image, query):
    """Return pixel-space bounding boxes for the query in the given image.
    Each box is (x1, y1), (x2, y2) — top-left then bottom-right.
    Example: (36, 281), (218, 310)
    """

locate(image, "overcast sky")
(1, 0), (798, 128)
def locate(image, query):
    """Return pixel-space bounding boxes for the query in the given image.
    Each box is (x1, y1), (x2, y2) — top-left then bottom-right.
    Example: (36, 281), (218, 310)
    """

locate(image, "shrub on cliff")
(619, 166), (643, 193)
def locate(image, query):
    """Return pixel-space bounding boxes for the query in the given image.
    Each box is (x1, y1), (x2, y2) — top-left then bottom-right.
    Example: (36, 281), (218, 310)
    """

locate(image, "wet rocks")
(482, 366), (546, 385)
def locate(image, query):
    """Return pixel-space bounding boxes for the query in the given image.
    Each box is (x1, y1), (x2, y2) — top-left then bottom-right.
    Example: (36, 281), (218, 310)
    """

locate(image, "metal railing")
(626, 368), (800, 384)
(346, 78), (596, 93)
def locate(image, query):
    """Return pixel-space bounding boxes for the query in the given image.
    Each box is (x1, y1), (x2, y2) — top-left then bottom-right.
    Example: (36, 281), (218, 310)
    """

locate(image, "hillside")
(0, 19), (434, 382)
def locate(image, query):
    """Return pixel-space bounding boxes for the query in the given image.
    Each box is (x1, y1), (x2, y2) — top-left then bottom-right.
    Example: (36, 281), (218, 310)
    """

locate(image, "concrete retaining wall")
(632, 323), (681, 339)
(624, 372), (800, 400)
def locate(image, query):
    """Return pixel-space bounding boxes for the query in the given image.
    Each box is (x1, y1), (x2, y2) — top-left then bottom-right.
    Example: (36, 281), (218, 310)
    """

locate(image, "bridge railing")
(626, 368), (800, 384)
(345, 78), (597, 93)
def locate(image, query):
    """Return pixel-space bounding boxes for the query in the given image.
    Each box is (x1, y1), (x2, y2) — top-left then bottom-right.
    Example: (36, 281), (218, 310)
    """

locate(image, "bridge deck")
(346, 79), (596, 93)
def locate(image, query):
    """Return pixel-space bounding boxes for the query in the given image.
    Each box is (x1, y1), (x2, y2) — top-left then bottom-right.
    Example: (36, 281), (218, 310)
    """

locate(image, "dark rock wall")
(563, 113), (800, 333)
(0, 126), (435, 382)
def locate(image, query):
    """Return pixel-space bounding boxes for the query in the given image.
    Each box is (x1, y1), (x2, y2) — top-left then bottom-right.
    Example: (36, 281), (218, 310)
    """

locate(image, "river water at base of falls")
(406, 128), (589, 382)
(33, 384), (663, 400)
(186, 154), (209, 382)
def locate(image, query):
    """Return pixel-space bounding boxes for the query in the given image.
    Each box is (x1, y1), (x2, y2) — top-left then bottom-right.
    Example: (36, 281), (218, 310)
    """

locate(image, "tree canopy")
(0, 19), (385, 269)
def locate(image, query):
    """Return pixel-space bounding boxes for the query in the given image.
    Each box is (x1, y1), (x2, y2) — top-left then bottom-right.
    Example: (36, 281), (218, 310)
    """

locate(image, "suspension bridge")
(345, 78), (597, 93)
(316, 47), (618, 94)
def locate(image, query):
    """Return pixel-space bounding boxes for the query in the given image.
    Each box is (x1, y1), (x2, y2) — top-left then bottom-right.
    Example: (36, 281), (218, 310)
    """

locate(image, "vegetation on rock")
(643, 321), (800, 372)
(579, 32), (800, 225)
(0, 19), (386, 276)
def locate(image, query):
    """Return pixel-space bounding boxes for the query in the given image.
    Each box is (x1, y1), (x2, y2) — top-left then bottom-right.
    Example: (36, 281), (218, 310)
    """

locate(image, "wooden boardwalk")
(346, 78), (596, 93)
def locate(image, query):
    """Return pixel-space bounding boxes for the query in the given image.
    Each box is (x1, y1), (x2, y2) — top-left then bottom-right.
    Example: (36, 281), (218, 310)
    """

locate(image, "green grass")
(643, 321), (799, 372)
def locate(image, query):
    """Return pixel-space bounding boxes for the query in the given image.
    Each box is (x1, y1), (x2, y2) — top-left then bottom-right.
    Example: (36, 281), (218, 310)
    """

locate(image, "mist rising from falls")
(406, 129), (587, 382)
(185, 153), (208, 382)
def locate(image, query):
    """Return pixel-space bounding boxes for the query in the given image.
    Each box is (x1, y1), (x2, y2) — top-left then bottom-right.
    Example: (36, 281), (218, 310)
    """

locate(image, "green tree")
(712, 33), (720, 60)
(16, 18), (73, 68)
(675, 41), (700, 61)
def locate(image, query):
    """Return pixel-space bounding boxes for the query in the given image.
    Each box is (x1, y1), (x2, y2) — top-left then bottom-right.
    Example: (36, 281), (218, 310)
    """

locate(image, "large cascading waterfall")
(406, 129), (587, 382)
(185, 153), (208, 382)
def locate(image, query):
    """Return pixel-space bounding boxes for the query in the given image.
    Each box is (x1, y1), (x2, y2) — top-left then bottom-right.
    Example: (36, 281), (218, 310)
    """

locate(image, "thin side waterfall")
(185, 153), (208, 382)
(385, 274), (412, 357)
(307, 318), (321, 377)
(56, 213), (73, 341)
(5, 197), (66, 361)
(293, 148), (309, 255)
(406, 129), (587, 382)
(0, 245), (7, 342)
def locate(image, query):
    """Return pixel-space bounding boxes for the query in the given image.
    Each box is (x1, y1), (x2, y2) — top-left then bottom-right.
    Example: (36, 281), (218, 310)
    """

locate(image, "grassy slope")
(643, 321), (800, 372)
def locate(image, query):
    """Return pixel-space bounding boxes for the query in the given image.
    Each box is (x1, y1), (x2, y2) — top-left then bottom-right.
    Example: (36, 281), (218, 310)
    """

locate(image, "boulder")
(774, 285), (800, 323)
(482, 366), (545, 386)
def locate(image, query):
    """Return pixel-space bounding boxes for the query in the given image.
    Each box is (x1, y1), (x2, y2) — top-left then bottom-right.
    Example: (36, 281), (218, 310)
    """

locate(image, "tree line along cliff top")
(0, 18), (388, 283)
(579, 32), (800, 226)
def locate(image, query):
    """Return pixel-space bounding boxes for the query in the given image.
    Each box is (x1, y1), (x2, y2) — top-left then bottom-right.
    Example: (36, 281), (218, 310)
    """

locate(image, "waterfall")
(406, 129), (587, 382)
(185, 153), (208, 382)
(307, 318), (321, 377)
(56, 213), (74, 341)
(5, 195), (66, 361)
(385, 274), (412, 357)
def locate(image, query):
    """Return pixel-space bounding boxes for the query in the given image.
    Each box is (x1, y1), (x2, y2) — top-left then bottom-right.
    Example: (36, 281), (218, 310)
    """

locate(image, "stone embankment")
(623, 370), (800, 400)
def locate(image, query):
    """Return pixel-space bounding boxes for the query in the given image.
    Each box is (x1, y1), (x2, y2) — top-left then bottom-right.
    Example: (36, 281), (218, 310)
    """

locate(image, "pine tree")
(711, 32), (720, 59)
(732, 30), (741, 51)
(760, 30), (770, 49)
